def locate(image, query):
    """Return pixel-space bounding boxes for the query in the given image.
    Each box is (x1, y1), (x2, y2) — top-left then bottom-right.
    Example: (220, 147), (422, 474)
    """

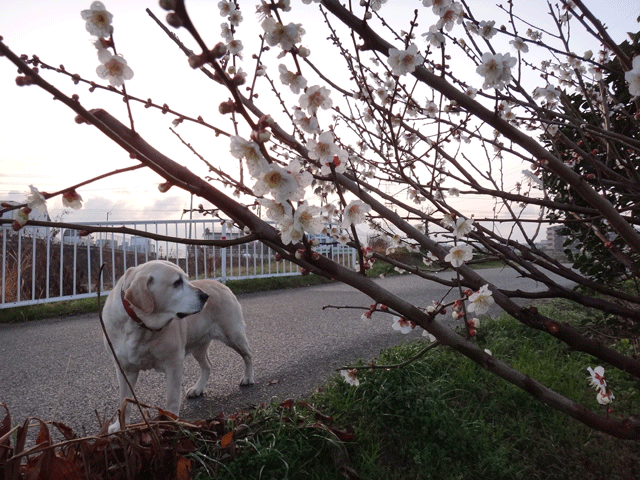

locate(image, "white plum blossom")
(279, 64), (307, 94)
(218, 0), (235, 17)
(286, 158), (313, 201)
(392, 316), (413, 334)
(625, 56), (640, 98)
(387, 44), (424, 76)
(306, 131), (339, 164)
(62, 190), (83, 210)
(320, 149), (347, 176)
(478, 20), (498, 39)
(293, 109), (320, 134)
(509, 37), (529, 53)
(253, 164), (299, 204)
(220, 22), (233, 41)
(293, 201), (324, 234)
(423, 0), (452, 15)
(368, 0), (388, 10)
(597, 389), (614, 405)
(230, 136), (268, 177)
(464, 86), (478, 98)
(522, 170), (543, 188)
(533, 85), (560, 103)
(341, 200), (371, 228)
(228, 9), (243, 26)
(281, 201), (324, 245)
(423, 25), (445, 46)
(81, 1), (113, 38)
(587, 366), (614, 405)
(441, 213), (455, 229)
(476, 52), (517, 90)
(227, 38), (243, 57)
(467, 284), (495, 315)
(526, 28), (542, 41)
(96, 50), (133, 86)
(26, 185), (47, 215)
(425, 99), (439, 118)
(336, 232), (350, 245)
(299, 85), (332, 115)
(448, 187), (460, 197)
(468, 317), (480, 328)
(340, 369), (359, 386)
(452, 217), (473, 238)
(261, 17), (305, 51)
(587, 366), (606, 391)
(259, 198), (292, 224)
(436, 1), (463, 31)
(444, 244), (473, 267)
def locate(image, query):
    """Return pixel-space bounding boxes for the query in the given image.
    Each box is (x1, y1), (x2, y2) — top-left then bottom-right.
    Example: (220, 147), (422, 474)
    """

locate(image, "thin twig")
(339, 341), (441, 371)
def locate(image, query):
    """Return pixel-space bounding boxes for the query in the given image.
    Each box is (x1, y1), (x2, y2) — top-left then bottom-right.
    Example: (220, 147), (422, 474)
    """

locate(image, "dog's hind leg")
(225, 330), (255, 386)
(186, 343), (212, 398)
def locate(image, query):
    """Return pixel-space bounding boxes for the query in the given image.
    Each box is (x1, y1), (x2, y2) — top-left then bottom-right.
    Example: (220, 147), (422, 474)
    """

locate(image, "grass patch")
(198, 312), (640, 480)
(0, 273), (333, 324)
(225, 273), (332, 295)
(0, 296), (108, 324)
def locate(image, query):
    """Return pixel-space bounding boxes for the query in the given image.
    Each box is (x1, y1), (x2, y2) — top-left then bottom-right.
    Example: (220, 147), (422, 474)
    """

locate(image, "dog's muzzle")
(176, 290), (209, 319)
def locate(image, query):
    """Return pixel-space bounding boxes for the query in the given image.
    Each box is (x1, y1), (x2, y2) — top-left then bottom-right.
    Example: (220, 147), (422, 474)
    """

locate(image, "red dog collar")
(120, 288), (164, 331)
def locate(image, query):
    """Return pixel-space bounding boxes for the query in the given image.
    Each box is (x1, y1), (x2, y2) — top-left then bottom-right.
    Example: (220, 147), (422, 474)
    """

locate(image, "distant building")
(546, 226), (578, 254)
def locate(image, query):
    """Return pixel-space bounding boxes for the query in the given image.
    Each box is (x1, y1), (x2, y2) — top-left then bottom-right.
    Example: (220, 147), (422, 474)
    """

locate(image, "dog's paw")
(186, 385), (204, 398)
(240, 377), (255, 387)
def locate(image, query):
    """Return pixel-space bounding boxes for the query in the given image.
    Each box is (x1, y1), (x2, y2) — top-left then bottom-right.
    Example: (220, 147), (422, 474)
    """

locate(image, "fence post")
(221, 222), (227, 283)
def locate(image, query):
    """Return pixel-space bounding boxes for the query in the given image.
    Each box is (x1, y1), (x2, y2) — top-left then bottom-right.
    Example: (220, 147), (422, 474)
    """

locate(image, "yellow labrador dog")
(102, 260), (254, 432)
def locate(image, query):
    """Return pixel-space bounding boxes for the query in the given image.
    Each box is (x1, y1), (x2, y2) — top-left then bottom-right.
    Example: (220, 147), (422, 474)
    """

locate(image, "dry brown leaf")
(175, 454), (192, 480)
(220, 431), (234, 449)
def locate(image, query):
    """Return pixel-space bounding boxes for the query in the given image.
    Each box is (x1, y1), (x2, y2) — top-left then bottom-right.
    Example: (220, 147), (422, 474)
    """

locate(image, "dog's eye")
(173, 278), (183, 288)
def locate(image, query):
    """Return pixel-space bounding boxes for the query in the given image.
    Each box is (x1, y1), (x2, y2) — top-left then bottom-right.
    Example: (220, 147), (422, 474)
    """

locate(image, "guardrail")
(0, 219), (355, 309)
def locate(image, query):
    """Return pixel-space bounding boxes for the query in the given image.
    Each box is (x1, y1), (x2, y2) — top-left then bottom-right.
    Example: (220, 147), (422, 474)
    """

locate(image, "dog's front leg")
(164, 362), (184, 416)
(109, 368), (139, 434)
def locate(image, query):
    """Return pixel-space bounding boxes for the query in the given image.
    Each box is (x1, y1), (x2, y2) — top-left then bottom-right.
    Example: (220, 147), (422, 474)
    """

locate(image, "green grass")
(195, 312), (640, 480)
(0, 273), (333, 324)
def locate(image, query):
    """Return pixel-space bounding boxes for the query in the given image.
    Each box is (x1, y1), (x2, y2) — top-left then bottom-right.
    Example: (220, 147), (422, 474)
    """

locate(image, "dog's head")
(121, 260), (208, 329)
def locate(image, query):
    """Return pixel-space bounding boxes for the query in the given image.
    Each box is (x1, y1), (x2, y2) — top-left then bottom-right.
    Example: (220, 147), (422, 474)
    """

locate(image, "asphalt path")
(0, 266), (575, 435)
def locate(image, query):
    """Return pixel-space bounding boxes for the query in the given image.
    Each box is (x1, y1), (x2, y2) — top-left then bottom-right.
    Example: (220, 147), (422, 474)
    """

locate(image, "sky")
(1, 1), (639, 234)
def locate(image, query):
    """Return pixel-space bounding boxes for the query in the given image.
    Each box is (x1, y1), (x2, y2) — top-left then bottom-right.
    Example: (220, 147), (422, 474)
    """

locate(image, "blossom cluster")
(229, 132), (370, 247)
(587, 366), (614, 405)
(81, 2), (133, 87)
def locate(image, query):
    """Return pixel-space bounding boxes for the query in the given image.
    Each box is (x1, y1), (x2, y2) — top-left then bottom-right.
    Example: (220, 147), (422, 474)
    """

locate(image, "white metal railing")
(0, 219), (356, 310)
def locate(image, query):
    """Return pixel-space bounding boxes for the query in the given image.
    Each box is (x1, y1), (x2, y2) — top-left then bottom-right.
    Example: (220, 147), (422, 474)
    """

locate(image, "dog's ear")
(124, 271), (155, 315)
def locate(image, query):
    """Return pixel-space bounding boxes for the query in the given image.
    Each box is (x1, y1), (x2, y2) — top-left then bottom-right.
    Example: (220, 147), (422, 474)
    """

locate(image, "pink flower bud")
(188, 54), (207, 69)
(218, 100), (236, 115)
(159, 0), (177, 11)
(295, 248), (305, 259)
(165, 12), (183, 28)
(62, 190), (83, 210)
(210, 42), (227, 59)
